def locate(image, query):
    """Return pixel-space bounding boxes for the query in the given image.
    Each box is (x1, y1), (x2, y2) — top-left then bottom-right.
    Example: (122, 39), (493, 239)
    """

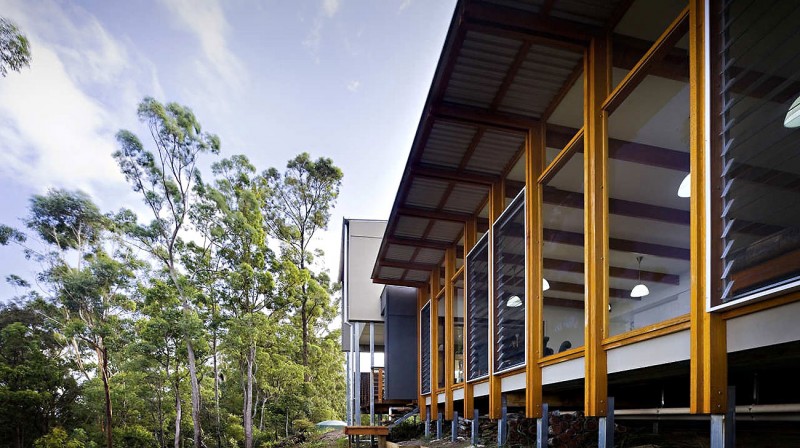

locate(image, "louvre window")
(466, 235), (489, 380)
(437, 295), (445, 389)
(420, 302), (431, 395)
(453, 275), (465, 384)
(494, 191), (526, 372)
(712, 0), (800, 305)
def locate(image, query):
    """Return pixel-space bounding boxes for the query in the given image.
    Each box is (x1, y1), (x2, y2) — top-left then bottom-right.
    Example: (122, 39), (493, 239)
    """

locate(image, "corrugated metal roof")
(482, 0), (544, 13)
(415, 248), (446, 265)
(405, 270), (432, 282)
(463, 130), (526, 174)
(406, 177), (450, 210)
(395, 216), (430, 240)
(385, 244), (417, 263)
(378, 267), (405, 280)
(498, 44), (583, 117)
(442, 183), (490, 214)
(428, 220), (466, 243)
(443, 31), (521, 109)
(420, 122), (479, 169)
(550, 0), (621, 27)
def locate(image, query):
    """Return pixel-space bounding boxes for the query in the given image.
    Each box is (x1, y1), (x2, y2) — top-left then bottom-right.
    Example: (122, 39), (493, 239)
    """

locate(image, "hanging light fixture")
(542, 278), (550, 291)
(507, 295), (522, 308)
(677, 173), (691, 198)
(630, 255), (650, 298)
(785, 94), (800, 128)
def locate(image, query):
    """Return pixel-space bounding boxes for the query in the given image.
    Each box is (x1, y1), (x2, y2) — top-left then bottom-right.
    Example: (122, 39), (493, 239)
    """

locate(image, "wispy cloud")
(303, 0), (343, 61)
(323, 0), (341, 17)
(159, 0), (246, 91)
(0, 0), (159, 199)
(399, 0), (413, 12)
(347, 80), (360, 92)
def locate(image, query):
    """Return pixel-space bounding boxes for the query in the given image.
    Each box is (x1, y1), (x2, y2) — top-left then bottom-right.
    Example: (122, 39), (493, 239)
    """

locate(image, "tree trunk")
(174, 374), (182, 448)
(213, 331), (222, 448)
(186, 340), (203, 448)
(243, 345), (255, 448)
(157, 384), (165, 448)
(98, 346), (113, 448)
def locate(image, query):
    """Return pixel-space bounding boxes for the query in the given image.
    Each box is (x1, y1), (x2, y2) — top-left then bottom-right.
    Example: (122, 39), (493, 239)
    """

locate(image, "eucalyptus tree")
(261, 153), (342, 373)
(114, 97), (220, 448)
(195, 155), (279, 448)
(0, 17), (31, 77)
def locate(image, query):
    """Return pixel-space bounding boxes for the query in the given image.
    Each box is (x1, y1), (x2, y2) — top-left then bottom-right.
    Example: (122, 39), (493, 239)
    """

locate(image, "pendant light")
(507, 295), (522, 307)
(677, 173), (691, 198)
(785, 94), (800, 128)
(542, 278), (550, 291)
(630, 255), (650, 298)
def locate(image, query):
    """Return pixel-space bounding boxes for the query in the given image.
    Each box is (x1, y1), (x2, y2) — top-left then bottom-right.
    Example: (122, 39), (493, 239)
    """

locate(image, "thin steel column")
(425, 407), (431, 438)
(370, 322), (375, 425)
(598, 397), (615, 448)
(346, 347), (352, 425)
(471, 409), (479, 445)
(536, 403), (548, 448)
(725, 387), (736, 448)
(498, 394), (508, 446)
(437, 412), (443, 439)
(710, 414), (724, 448)
(451, 411), (458, 442)
(354, 322), (362, 425)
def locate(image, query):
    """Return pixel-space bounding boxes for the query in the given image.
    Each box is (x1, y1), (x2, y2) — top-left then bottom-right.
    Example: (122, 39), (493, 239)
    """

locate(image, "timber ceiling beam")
(381, 260), (439, 272)
(413, 166), (498, 186)
(385, 236), (451, 251)
(433, 102), (539, 133)
(397, 206), (472, 223)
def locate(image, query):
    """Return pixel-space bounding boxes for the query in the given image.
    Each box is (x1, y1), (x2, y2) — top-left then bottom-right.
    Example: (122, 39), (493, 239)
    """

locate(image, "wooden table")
(344, 426), (389, 448)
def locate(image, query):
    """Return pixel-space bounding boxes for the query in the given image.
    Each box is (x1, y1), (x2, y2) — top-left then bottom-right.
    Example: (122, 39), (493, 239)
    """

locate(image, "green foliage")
(291, 419), (315, 435)
(112, 425), (156, 448)
(0, 17), (31, 77)
(34, 427), (92, 448)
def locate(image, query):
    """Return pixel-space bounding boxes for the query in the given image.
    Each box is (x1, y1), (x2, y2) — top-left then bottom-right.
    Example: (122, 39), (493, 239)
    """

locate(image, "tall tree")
(194, 155), (278, 448)
(262, 153), (342, 373)
(0, 17), (31, 77)
(115, 97), (220, 448)
(23, 189), (137, 448)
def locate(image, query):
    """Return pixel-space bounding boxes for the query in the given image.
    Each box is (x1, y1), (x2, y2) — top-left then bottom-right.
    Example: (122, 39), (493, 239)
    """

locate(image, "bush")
(113, 425), (156, 448)
(292, 418), (315, 435)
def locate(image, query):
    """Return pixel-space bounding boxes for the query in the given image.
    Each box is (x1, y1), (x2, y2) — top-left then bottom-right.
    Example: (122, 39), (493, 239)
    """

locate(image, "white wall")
(345, 219), (387, 322)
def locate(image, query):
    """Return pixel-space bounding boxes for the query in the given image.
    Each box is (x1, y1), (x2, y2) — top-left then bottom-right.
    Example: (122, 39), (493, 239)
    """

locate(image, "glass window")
(420, 302), (431, 395)
(541, 147), (585, 355)
(494, 191), (526, 372)
(712, 0), (800, 304)
(607, 23), (690, 335)
(453, 275), (465, 384)
(437, 294), (445, 389)
(466, 235), (489, 380)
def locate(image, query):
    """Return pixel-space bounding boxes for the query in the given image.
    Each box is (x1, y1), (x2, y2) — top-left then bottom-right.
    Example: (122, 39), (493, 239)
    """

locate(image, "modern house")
(369, 0), (800, 445)
(340, 219), (418, 425)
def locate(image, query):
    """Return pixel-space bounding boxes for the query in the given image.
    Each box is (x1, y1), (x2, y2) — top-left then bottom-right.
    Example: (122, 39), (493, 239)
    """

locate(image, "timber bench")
(344, 425), (389, 448)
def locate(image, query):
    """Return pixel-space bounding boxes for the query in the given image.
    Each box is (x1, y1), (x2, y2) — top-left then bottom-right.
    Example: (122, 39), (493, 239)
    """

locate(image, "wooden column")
(584, 37), (610, 417)
(526, 124), (545, 418)
(463, 218), (477, 418)
(488, 181), (505, 419)
(445, 247), (456, 420)
(689, 0), (727, 414)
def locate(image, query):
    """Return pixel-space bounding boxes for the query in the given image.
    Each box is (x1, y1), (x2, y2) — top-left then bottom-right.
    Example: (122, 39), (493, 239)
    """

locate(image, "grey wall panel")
(727, 300), (800, 352)
(384, 286), (419, 401)
(345, 220), (387, 322)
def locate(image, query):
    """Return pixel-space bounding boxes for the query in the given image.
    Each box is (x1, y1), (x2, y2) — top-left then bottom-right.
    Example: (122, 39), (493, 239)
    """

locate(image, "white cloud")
(399, 0), (413, 12)
(347, 80), (360, 92)
(323, 0), (341, 17)
(159, 0), (246, 91)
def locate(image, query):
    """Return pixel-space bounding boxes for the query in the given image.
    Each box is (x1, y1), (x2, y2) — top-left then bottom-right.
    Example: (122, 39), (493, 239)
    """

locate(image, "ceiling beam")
(380, 260), (439, 272)
(397, 206), (472, 223)
(372, 278), (427, 288)
(385, 236), (450, 251)
(541, 227), (690, 260)
(434, 102), (539, 133)
(543, 257), (680, 285)
(413, 166), (498, 186)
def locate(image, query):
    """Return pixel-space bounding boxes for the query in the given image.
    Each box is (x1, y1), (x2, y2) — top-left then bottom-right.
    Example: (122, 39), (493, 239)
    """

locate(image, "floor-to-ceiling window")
(494, 191), (526, 372)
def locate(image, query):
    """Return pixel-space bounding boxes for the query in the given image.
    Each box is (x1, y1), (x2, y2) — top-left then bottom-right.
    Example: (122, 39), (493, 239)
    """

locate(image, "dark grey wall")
(382, 286), (418, 401)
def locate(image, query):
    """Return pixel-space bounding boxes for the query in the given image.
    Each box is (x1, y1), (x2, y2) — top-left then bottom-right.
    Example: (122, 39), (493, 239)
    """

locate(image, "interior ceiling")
(372, 0), (795, 295)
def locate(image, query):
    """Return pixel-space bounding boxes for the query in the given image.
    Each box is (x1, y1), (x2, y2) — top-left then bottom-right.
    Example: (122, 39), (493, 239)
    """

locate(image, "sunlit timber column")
(689, 0), (726, 416)
(418, 286), (429, 422)
(525, 124), (545, 418)
(444, 247), (456, 420)
(463, 218), (477, 418)
(488, 180), (505, 419)
(584, 36), (610, 417)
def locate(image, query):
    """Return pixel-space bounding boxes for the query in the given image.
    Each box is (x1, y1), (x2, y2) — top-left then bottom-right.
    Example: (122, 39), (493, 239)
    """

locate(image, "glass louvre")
(494, 191), (526, 372)
(607, 25), (690, 335)
(541, 149), (585, 355)
(466, 235), (489, 380)
(437, 295), (445, 389)
(713, 0), (800, 304)
(420, 303), (431, 395)
(453, 275), (465, 384)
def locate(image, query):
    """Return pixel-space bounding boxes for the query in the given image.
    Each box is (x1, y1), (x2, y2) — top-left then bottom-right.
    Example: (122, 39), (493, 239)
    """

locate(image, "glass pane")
(420, 303), (431, 395)
(453, 275), (465, 384)
(542, 150), (585, 355)
(716, 0), (800, 302)
(494, 192), (526, 372)
(466, 236), (489, 380)
(607, 28), (691, 336)
(437, 295), (445, 389)
(612, 0), (688, 90)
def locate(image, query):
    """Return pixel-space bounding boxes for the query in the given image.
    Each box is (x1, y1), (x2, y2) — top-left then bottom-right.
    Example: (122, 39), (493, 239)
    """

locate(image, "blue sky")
(0, 0), (456, 300)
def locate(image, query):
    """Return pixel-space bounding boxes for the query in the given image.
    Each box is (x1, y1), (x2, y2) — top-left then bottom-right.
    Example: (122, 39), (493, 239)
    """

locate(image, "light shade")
(507, 295), (522, 307)
(630, 283), (650, 298)
(677, 173), (691, 198)
(542, 278), (551, 291)
(785, 95), (800, 128)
